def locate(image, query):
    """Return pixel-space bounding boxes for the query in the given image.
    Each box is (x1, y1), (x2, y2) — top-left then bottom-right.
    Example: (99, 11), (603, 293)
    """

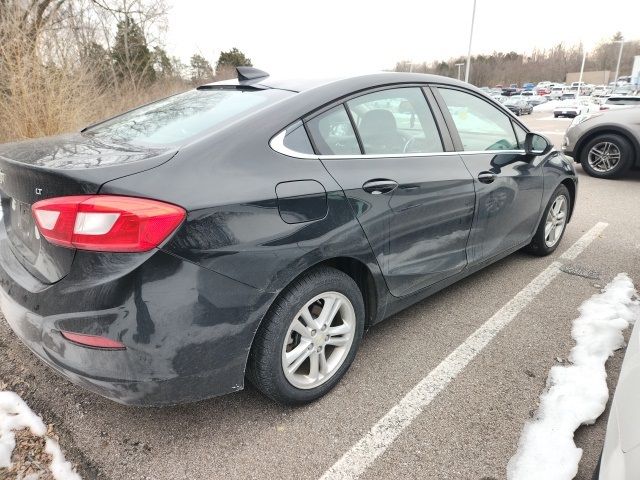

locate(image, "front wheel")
(524, 184), (571, 256)
(580, 133), (633, 179)
(246, 267), (365, 405)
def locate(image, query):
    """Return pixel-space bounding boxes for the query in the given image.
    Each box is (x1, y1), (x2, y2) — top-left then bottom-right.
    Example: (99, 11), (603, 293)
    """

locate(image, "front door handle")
(362, 179), (399, 195)
(478, 172), (497, 184)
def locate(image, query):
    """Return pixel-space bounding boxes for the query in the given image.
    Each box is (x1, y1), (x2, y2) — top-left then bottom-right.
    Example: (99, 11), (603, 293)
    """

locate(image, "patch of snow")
(0, 390), (81, 479)
(0, 391), (46, 467)
(46, 437), (81, 480)
(533, 100), (562, 112)
(507, 273), (640, 480)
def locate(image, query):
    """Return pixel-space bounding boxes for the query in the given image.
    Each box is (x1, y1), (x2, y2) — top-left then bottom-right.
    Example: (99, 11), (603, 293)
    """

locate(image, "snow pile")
(533, 100), (561, 112)
(507, 273), (639, 480)
(0, 390), (81, 479)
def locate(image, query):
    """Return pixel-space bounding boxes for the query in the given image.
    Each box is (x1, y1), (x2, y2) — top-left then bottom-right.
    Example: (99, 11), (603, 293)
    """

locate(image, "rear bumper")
(0, 240), (273, 405)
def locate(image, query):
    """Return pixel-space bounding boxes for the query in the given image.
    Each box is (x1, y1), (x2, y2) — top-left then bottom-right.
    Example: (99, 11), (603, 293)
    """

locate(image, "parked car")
(591, 85), (612, 98)
(526, 95), (548, 107)
(612, 85), (635, 96)
(595, 319), (640, 479)
(550, 85), (566, 100)
(563, 108), (640, 178)
(0, 68), (577, 406)
(504, 98), (533, 115)
(554, 100), (583, 118)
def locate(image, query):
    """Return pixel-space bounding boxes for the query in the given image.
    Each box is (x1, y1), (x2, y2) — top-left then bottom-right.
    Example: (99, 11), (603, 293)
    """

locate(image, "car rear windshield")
(84, 87), (293, 146)
(606, 97), (640, 105)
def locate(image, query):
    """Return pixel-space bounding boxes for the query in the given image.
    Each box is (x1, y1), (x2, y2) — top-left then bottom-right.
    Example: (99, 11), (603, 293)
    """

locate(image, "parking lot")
(1, 111), (639, 480)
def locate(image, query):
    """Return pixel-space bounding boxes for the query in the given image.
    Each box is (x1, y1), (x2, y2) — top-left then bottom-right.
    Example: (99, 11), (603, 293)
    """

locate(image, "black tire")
(246, 266), (365, 405)
(580, 133), (634, 179)
(554, 114), (559, 118)
(524, 184), (571, 256)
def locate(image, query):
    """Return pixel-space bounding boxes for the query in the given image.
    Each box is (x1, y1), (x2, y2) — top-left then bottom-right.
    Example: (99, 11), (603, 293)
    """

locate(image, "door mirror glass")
(524, 132), (552, 155)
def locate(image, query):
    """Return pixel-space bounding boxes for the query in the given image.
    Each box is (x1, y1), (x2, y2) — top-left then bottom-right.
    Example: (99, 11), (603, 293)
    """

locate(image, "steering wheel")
(403, 136), (417, 153)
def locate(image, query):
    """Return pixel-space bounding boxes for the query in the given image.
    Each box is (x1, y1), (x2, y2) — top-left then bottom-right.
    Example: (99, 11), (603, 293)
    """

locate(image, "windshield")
(84, 87), (293, 146)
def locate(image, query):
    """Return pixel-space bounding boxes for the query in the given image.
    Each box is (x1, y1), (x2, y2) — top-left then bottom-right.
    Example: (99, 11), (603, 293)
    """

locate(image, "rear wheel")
(580, 133), (633, 179)
(524, 184), (570, 256)
(247, 267), (365, 405)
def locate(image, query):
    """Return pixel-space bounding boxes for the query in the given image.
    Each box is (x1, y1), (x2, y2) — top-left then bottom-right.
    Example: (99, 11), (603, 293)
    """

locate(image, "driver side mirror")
(524, 132), (552, 156)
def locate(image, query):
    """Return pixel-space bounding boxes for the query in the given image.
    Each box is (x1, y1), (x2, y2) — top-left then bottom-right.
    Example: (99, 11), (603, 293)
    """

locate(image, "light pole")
(455, 63), (465, 80)
(577, 43), (587, 97)
(464, 0), (477, 83)
(614, 39), (624, 85)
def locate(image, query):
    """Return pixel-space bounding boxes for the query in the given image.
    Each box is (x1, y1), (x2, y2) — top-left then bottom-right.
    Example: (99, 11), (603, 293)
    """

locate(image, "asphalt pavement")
(1, 110), (639, 480)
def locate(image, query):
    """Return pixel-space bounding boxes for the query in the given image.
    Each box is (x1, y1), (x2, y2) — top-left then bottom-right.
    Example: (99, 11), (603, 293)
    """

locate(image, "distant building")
(565, 70), (611, 85)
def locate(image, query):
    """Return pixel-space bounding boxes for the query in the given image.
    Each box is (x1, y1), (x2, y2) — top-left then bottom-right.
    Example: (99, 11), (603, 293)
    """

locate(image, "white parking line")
(320, 222), (609, 480)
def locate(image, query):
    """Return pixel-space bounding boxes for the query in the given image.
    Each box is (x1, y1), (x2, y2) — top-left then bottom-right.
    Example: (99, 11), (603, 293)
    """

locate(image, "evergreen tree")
(216, 47), (252, 70)
(189, 54), (213, 83)
(112, 16), (156, 85)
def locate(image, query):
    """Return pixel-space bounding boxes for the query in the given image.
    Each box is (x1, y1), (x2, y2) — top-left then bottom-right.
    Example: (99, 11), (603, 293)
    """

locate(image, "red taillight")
(32, 195), (185, 252)
(60, 331), (125, 349)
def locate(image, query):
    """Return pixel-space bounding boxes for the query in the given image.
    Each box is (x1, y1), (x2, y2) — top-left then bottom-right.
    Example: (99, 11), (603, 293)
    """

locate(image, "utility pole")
(455, 63), (464, 80)
(464, 0), (477, 83)
(614, 39), (624, 85)
(577, 44), (587, 97)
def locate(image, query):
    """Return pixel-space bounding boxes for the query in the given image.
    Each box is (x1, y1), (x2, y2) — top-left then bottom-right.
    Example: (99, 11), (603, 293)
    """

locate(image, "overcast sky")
(164, 0), (639, 77)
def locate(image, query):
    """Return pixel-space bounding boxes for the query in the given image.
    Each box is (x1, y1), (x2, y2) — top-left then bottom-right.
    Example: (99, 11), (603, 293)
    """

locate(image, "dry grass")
(0, 59), (188, 144)
(0, 5), (189, 144)
(0, 429), (54, 480)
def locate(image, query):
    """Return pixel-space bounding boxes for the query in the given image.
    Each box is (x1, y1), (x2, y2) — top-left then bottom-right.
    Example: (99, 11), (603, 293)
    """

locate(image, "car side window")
(438, 88), (519, 151)
(512, 122), (527, 149)
(306, 105), (361, 155)
(346, 87), (443, 155)
(282, 122), (314, 155)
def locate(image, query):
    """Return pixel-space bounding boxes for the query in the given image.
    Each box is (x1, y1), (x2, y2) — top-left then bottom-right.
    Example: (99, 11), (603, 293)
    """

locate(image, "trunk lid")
(0, 133), (177, 283)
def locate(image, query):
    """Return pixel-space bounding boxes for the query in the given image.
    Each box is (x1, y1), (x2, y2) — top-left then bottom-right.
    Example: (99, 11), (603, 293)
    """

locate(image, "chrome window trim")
(270, 128), (525, 159)
(270, 129), (319, 159)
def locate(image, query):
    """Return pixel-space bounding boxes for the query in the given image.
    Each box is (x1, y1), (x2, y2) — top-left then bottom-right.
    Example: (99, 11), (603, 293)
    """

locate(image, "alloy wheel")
(544, 195), (568, 247)
(587, 141), (621, 173)
(281, 292), (355, 389)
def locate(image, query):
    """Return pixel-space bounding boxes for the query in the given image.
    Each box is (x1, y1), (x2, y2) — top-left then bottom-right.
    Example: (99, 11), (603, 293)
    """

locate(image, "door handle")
(362, 179), (399, 195)
(477, 172), (497, 184)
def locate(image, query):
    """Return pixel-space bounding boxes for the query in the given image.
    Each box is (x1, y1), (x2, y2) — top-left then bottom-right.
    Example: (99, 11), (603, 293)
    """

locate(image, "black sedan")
(0, 68), (577, 405)
(504, 98), (534, 116)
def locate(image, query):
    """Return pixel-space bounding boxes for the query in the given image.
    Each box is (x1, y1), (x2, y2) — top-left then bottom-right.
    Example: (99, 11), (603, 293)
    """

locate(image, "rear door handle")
(477, 172), (497, 184)
(362, 179), (399, 195)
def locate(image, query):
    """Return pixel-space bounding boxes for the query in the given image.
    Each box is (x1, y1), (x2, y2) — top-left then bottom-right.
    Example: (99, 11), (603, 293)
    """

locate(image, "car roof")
(200, 71), (472, 94)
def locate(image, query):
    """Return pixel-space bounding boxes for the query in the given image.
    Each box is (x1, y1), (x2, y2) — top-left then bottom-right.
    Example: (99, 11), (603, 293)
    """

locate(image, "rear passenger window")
(438, 88), (519, 151)
(283, 122), (314, 154)
(306, 105), (360, 155)
(346, 87), (443, 154)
